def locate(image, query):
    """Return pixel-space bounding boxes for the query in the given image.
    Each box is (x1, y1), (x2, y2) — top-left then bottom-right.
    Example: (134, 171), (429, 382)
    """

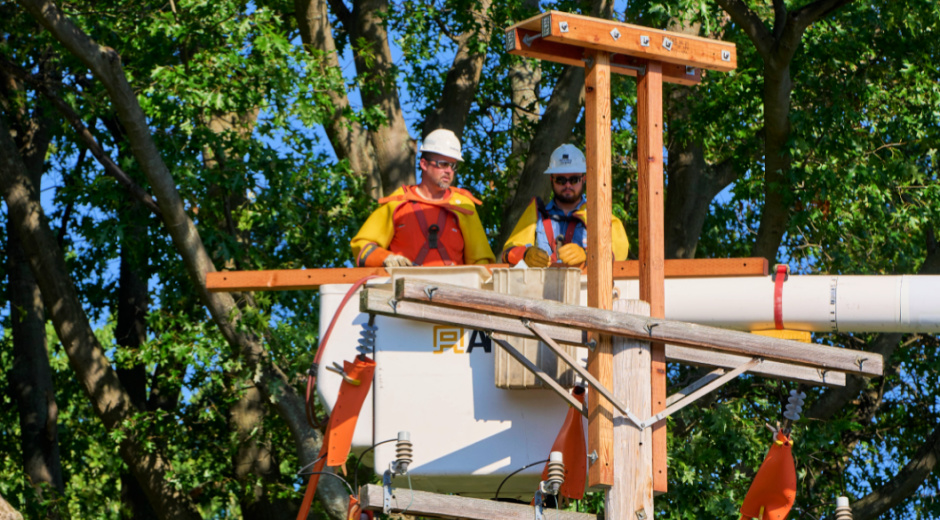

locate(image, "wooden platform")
(205, 258), (768, 292)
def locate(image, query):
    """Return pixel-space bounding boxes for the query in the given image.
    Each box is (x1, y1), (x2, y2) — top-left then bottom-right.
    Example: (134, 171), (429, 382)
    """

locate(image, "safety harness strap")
(412, 202), (453, 266)
(536, 198), (579, 263)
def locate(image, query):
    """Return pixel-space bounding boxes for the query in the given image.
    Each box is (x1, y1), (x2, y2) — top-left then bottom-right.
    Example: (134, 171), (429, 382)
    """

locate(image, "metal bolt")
(636, 510), (648, 520)
(662, 37), (674, 51)
(721, 50), (731, 61)
(610, 28), (621, 41)
(559, 21), (569, 33)
(686, 66), (696, 76)
(640, 35), (650, 47)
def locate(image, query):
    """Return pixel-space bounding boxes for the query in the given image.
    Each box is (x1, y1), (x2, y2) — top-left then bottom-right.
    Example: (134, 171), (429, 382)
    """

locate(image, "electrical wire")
(493, 459), (549, 500)
(298, 471), (356, 497)
(354, 438), (397, 490)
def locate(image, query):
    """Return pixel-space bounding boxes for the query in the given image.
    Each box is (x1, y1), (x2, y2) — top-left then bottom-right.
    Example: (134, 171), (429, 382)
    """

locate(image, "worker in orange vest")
(501, 144), (629, 267)
(351, 129), (495, 267)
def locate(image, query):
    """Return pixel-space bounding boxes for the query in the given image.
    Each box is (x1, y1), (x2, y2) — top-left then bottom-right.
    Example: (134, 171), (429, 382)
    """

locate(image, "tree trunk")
(0, 113), (202, 520)
(421, 0), (494, 141)
(16, 1), (346, 517)
(2, 64), (66, 515)
(351, 0), (415, 193)
(751, 62), (793, 262)
(116, 204), (158, 520)
(294, 0), (380, 198)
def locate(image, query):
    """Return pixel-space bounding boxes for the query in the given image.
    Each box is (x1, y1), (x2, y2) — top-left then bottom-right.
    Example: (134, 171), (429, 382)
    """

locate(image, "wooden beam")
(506, 11), (737, 72)
(608, 299), (652, 520)
(358, 484), (598, 520)
(667, 344), (846, 387)
(505, 28), (703, 86)
(204, 258), (768, 293)
(585, 48), (614, 489)
(393, 279), (884, 377)
(360, 288), (846, 387)
(637, 59), (668, 493)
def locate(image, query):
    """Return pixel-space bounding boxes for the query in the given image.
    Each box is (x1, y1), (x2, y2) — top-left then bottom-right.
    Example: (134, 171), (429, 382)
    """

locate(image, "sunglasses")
(426, 158), (458, 172)
(553, 175), (584, 186)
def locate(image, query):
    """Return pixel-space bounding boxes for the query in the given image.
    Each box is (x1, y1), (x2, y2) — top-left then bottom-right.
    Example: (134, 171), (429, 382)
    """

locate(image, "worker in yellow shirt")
(501, 144), (629, 267)
(351, 129), (495, 267)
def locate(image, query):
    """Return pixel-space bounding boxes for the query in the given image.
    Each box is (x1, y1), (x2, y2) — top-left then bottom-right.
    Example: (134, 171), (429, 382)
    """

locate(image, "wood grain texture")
(609, 299), (653, 520)
(585, 48), (614, 489)
(637, 59), (668, 494)
(360, 289), (845, 387)
(393, 279), (884, 377)
(506, 28), (703, 86)
(358, 484), (599, 520)
(205, 258), (768, 292)
(506, 11), (737, 71)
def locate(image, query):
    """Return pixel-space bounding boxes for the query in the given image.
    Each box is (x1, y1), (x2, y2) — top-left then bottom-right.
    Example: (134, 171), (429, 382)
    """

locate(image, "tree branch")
(714, 0), (773, 57)
(852, 421), (940, 520)
(15, 0), (344, 516)
(0, 57), (163, 217)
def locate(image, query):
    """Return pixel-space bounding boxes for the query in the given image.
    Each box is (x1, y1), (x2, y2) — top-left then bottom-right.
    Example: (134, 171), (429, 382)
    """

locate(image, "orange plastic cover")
(541, 387), (587, 500)
(327, 356), (377, 472)
(739, 431), (796, 520)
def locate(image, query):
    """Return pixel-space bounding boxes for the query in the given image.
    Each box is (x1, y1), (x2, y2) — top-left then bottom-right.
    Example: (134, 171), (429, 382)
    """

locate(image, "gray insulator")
(394, 431), (413, 475)
(544, 451), (565, 496)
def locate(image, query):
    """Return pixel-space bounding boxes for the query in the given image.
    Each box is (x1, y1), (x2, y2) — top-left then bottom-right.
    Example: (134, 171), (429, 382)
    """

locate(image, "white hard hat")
(544, 144), (587, 175)
(419, 129), (463, 161)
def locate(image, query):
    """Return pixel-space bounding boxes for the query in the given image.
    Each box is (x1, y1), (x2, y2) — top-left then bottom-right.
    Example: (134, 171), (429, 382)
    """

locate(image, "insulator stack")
(357, 321), (378, 356)
(544, 451), (565, 495)
(784, 390), (807, 421)
(394, 431), (413, 475)
(834, 496), (853, 520)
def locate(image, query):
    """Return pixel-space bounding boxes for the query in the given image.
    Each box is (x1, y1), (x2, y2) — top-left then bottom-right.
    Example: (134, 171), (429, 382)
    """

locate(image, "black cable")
(354, 438), (397, 490)
(297, 471), (356, 497)
(493, 459), (549, 500)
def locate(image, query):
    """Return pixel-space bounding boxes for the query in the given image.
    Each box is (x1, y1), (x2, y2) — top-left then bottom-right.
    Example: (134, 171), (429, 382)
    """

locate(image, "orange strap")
(541, 387), (587, 500)
(773, 264), (789, 330)
(326, 356), (377, 471)
(297, 355), (376, 520)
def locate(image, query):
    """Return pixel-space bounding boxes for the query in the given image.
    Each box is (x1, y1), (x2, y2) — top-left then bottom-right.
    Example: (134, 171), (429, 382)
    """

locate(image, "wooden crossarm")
(360, 288), (846, 387)
(506, 11), (737, 72)
(506, 28), (703, 86)
(358, 484), (599, 520)
(393, 279), (884, 377)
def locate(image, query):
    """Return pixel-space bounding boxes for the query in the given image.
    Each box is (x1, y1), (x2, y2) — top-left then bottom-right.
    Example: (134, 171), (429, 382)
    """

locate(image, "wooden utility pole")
(505, 10), (737, 494)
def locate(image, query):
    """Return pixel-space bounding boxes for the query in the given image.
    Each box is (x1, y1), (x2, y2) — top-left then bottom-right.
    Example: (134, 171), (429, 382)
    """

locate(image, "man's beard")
(436, 178), (452, 190)
(554, 188), (581, 205)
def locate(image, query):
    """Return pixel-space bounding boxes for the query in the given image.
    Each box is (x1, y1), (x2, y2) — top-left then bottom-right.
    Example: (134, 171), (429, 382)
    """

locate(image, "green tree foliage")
(1, 0), (938, 518)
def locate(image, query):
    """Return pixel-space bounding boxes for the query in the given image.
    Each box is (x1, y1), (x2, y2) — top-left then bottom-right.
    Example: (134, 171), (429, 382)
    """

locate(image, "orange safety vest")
(387, 201), (464, 266)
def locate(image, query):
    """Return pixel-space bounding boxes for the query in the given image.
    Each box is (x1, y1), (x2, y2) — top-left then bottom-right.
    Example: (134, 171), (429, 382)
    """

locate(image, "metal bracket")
(533, 488), (545, 520)
(504, 30), (516, 52)
(424, 285), (438, 300)
(587, 450), (598, 465)
(523, 33), (542, 47)
(662, 37), (674, 51)
(382, 470), (394, 514)
(721, 49), (732, 61)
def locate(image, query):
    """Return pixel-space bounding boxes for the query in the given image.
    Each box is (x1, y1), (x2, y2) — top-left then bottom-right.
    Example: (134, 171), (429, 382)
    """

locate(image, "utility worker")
(351, 129), (495, 267)
(501, 144), (629, 267)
